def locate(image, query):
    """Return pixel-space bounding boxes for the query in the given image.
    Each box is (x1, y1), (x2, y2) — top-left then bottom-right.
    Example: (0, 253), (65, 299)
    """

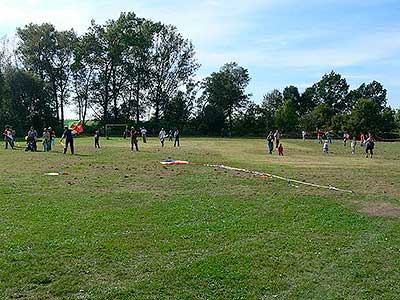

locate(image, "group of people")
(128, 127), (180, 152)
(266, 130), (284, 156)
(321, 130), (376, 158)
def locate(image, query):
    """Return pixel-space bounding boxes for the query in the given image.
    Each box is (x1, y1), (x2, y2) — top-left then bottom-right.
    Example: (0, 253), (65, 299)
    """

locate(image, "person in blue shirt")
(60, 126), (74, 154)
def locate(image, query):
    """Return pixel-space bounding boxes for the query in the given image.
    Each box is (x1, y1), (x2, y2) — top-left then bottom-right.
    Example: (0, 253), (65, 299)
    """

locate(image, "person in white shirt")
(323, 140), (329, 154)
(140, 127), (147, 143)
(159, 128), (166, 147)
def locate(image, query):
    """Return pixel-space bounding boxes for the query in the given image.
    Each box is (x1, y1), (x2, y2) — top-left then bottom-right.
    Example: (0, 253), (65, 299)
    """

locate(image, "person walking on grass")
(351, 137), (356, 155)
(130, 127), (139, 152)
(159, 128), (166, 147)
(60, 125), (74, 155)
(323, 140), (329, 154)
(94, 130), (100, 149)
(274, 130), (281, 148)
(174, 129), (180, 147)
(365, 133), (375, 158)
(266, 131), (274, 154)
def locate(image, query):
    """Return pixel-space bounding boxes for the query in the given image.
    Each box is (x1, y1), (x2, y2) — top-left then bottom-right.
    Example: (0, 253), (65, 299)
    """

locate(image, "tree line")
(0, 11), (399, 137)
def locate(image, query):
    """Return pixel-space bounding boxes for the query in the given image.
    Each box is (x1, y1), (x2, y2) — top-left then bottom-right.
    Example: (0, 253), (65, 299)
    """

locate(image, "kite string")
(203, 163), (353, 193)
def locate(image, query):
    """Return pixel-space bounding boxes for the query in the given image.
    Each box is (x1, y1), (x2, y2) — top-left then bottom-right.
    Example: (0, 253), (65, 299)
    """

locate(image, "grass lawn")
(1, 137), (399, 299)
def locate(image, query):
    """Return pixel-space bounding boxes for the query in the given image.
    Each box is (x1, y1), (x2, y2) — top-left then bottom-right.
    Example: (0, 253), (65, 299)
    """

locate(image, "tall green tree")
(312, 71), (350, 113)
(148, 24), (199, 128)
(17, 24), (76, 128)
(203, 62), (250, 133)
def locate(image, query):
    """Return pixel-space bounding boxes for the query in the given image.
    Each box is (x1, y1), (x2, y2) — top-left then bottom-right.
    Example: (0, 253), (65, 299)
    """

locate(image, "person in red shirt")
(278, 143), (284, 156)
(130, 127), (139, 152)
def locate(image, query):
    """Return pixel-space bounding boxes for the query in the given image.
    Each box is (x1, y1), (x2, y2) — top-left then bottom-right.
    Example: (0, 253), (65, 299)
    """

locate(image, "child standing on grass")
(278, 143), (284, 156)
(351, 137), (356, 155)
(323, 140), (329, 154)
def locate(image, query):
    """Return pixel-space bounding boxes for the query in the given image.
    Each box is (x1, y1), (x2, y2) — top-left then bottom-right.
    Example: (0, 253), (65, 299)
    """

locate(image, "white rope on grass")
(161, 160), (353, 194)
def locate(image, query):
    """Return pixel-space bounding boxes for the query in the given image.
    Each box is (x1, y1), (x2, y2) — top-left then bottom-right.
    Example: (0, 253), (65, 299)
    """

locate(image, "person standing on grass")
(168, 129), (173, 142)
(27, 126), (38, 151)
(360, 132), (365, 147)
(302, 130), (306, 141)
(42, 128), (51, 152)
(173, 129), (180, 147)
(317, 128), (323, 144)
(343, 131), (350, 146)
(323, 140), (329, 154)
(278, 143), (284, 156)
(159, 128), (166, 147)
(60, 125), (74, 155)
(326, 131), (333, 144)
(130, 127), (139, 152)
(274, 130), (281, 148)
(365, 133), (375, 158)
(141, 127), (147, 143)
(266, 131), (274, 154)
(3, 126), (14, 149)
(351, 137), (356, 155)
(48, 127), (55, 150)
(94, 130), (100, 149)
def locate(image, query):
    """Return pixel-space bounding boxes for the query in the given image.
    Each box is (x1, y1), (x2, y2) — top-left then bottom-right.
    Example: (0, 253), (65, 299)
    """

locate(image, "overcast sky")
(0, 0), (399, 118)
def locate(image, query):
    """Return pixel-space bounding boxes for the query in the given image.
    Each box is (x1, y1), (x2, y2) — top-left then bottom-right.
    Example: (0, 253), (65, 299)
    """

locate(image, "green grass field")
(1, 137), (399, 299)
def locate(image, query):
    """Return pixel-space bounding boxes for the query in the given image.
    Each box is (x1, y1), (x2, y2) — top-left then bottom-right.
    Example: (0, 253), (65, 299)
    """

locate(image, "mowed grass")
(0, 137), (399, 300)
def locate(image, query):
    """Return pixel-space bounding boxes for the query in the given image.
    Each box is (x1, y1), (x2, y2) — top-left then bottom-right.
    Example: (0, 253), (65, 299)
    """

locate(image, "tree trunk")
(135, 72), (140, 126)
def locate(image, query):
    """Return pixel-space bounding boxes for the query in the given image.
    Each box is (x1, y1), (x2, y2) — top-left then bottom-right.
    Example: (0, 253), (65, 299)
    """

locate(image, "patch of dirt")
(358, 201), (400, 217)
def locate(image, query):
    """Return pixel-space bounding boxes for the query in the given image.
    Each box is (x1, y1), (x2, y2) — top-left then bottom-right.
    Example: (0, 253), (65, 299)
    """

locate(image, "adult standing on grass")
(360, 132), (365, 147)
(3, 126), (15, 149)
(316, 128), (323, 144)
(173, 129), (180, 147)
(168, 129), (173, 142)
(28, 126), (38, 151)
(130, 127), (139, 152)
(60, 125), (74, 155)
(42, 128), (51, 152)
(266, 131), (274, 154)
(302, 130), (306, 141)
(274, 129), (281, 148)
(365, 133), (375, 158)
(141, 127), (147, 143)
(48, 127), (55, 150)
(343, 131), (350, 146)
(351, 137), (356, 155)
(159, 128), (166, 147)
(94, 130), (100, 149)
(326, 131), (333, 144)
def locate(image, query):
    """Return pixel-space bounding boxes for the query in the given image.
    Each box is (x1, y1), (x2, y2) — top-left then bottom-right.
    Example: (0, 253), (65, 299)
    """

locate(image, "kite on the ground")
(160, 159), (353, 193)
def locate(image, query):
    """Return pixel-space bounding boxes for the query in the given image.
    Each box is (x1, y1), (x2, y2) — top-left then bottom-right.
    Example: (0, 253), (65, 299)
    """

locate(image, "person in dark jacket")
(130, 127), (139, 152)
(61, 126), (74, 154)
